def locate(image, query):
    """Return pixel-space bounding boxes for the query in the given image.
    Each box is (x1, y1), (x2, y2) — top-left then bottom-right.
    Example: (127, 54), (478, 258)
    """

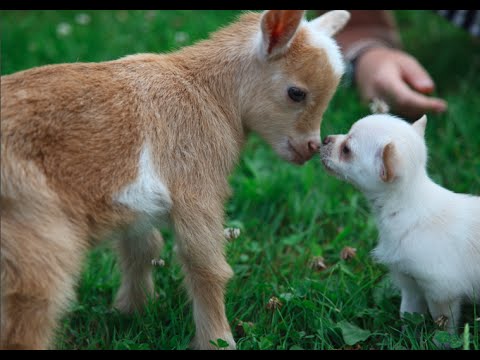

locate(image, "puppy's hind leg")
(427, 298), (462, 334)
(426, 297), (462, 349)
(114, 223), (164, 314)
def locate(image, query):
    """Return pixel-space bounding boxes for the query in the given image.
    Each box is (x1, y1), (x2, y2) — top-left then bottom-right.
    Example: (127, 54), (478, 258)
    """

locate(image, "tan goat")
(0, 10), (349, 349)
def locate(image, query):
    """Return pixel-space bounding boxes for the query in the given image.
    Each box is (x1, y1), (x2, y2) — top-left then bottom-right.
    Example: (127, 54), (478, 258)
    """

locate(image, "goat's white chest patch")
(114, 146), (172, 216)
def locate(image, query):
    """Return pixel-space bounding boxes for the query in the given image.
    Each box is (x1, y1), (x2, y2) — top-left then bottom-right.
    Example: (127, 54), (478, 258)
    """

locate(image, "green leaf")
(279, 292), (294, 302)
(258, 337), (274, 350)
(289, 345), (304, 350)
(402, 312), (425, 326)
(450, 336), (463, 349)
(281, 233), (304, 246)
(247, 241), (262, 253)
(209, 338), (230, 348)
(310, 243), (323, 257)
(337, 320), (372, 346)
(434, 330), (465, 349)
(239, 254), (249, 262)
(434, 330), (450, 344)
(434, 331), (462, 349)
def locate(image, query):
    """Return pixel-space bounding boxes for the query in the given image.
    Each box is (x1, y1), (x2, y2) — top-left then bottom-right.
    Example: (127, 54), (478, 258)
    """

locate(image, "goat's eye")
(288, 87), (306, 102)
(342, 144), (351, 155)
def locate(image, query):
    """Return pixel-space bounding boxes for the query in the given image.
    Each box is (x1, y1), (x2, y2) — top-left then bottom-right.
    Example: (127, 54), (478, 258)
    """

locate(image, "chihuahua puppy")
(320, 114), (480, 335)
(1, 10), (350, 349)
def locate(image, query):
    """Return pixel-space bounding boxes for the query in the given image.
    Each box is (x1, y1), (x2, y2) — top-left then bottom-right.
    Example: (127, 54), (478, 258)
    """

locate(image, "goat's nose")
(308, 140), (320, 153)
(322, 136), (333, 145)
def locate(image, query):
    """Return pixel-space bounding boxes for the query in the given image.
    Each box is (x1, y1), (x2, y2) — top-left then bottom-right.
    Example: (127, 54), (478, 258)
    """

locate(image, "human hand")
(355, 47), (447, 119)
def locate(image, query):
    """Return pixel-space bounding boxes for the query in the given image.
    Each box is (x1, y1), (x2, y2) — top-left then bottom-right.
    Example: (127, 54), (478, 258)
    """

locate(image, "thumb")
(399, 56), (436, 94)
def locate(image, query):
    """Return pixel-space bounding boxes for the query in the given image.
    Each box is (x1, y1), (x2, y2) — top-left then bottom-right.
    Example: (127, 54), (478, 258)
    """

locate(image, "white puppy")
(320, 114), (480, 334)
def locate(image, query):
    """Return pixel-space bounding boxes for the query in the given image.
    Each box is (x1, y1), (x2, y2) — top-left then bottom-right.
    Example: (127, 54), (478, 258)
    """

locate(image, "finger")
(383, 80), (447, 118)
(399, 57), (436, 94)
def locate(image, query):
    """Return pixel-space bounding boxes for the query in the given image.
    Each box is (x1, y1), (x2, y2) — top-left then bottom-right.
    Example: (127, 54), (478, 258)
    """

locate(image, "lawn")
(1, 10), (479, 350)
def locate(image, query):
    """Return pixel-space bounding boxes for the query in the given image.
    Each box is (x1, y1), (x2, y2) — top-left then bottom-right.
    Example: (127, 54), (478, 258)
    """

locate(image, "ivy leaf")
(434, 331), (463, 349)
(337, 320), (372, 346)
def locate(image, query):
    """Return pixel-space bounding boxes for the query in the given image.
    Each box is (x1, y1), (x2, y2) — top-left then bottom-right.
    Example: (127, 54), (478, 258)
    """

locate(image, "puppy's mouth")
(321, 158), (334, 173)
(319, 146), (333, 171)
(320, 155), (338, 176)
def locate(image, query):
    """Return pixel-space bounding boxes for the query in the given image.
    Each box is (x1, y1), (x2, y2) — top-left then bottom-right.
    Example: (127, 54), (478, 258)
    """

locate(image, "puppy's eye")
(288, 87), (306, 102)
(342, 144), (351, 155)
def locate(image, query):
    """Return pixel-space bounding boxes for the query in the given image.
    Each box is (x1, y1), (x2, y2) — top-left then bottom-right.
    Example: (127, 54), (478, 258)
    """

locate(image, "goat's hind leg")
(1, 213), (86, 349)
(114, 222), (165, 314)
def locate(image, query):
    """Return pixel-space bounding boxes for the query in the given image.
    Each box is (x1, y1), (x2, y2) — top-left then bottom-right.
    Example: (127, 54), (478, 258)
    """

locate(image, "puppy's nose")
(322, 136), (333, 145)
(308, 140), (320, 153)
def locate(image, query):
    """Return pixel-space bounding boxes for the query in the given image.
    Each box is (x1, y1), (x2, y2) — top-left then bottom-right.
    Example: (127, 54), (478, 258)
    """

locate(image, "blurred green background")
(1, 10), (479, 350)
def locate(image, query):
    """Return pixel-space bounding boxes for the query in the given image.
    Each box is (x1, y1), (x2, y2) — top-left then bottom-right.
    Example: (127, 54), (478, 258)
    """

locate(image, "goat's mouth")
(287, 140), (312, 165)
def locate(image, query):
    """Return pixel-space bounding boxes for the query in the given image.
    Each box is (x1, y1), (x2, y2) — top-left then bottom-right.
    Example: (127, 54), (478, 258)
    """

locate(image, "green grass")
(1, 10), (479, 350)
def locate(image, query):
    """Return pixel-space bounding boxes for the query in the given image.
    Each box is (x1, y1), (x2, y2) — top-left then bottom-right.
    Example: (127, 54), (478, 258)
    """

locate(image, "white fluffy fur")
(320, 114), (480, 335)
(114, 145), (172, 216)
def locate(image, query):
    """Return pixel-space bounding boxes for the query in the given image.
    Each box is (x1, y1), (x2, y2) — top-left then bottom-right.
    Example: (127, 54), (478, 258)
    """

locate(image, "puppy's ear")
(412, 115), (427, 138)
(309, 10), (350, 36)
(260, 10), (305, 59)
(380, 142), (396, 183)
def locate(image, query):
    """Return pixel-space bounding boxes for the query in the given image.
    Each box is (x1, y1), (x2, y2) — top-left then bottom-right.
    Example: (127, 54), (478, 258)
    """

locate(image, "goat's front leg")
(172, 199), (235, 350)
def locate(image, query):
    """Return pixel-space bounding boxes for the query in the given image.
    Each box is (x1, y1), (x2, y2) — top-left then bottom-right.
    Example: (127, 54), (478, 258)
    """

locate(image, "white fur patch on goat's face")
(114, 145), (172, 216)
(304, 21), (345, 77)
(253, 18), (345, 77)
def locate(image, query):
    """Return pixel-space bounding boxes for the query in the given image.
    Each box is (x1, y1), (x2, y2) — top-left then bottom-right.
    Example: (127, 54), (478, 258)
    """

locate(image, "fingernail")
(418, 79), (434, 88)
(435, 100), (447, 112)
(415, 80), (434, 93)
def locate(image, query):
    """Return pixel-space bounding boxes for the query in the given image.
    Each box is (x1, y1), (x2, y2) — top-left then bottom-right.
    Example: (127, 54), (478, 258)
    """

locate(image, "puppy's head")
(240, 10), (350, 165)
(320, 114), (428, 192)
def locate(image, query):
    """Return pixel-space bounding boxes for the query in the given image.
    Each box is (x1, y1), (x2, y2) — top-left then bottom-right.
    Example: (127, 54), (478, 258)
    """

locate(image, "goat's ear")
(259, 10), (305, 59)
(309, 10), (350, 36)
(412, 115), (427, 138)
(380, 142), (396, 183)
